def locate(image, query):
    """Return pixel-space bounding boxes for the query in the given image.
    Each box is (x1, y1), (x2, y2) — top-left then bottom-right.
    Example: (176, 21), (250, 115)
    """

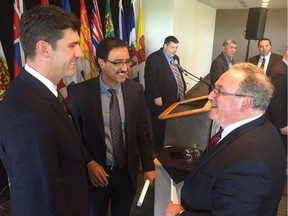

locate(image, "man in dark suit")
(267, 48), (287, 151)
(165, 63), (286, 216)
(209, 38), (237, 85)
(68, 38), (156, 216)
(144, 36), (186, 153)
(0, 5), (91, 216)
(248, 38), (282, 77)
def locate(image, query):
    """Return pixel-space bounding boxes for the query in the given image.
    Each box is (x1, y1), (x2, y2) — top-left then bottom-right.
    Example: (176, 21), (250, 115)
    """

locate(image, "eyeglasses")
(212, 87), (254, 98)
(106, 59), (132, 67)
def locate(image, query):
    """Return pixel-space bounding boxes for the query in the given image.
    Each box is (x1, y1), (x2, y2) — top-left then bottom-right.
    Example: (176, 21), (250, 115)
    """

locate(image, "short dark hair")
(20, 5), (80, 59)
(96, 37), (129, 61)
(258, 38), (272, 47)
(163, 36), (179, 46)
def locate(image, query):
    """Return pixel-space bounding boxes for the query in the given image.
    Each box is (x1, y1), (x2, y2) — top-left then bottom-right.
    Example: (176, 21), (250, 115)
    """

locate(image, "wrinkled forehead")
(216, 70), (245, 90)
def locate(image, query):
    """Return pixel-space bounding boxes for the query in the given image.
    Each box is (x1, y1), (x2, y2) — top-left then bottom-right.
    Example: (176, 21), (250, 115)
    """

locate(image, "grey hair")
(223, 38), (237, 47)
(233, 63), (274, 112)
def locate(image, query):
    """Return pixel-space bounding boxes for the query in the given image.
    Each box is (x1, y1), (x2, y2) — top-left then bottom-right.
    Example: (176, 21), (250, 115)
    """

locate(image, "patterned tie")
(260, 57), (266, 70)
(203, 129), (223, 155)
(57, 90), (67, 113)
(170, 60), (185, 100)
(108, 89), (126, 167)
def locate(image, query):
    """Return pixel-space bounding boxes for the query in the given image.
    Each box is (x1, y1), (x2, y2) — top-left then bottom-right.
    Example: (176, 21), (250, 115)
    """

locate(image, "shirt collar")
(24, 64), (58, 97)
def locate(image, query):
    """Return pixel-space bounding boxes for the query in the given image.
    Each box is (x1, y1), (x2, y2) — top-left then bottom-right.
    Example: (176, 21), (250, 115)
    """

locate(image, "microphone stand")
(177, 66), (212, 92)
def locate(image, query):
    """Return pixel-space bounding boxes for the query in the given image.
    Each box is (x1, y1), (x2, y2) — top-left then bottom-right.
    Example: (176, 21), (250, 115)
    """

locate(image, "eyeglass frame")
(212, 86), (254, 98)
(106, 59), (132, 67)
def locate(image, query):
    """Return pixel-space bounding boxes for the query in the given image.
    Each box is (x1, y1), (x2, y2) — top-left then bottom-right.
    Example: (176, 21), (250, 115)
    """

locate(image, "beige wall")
(212, 9), (287, 62)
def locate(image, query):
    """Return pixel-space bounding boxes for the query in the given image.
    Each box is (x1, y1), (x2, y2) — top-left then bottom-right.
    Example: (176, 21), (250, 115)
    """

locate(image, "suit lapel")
(185, 115), (266, 182)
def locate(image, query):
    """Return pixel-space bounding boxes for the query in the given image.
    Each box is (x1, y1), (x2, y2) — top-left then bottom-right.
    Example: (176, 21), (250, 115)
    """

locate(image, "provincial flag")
(79, 0), (98, 79)
(118, 0), (128, 43)
(91, 0), (104, 58)
(59, 0), (85, 100)
(41, 0), (49, 5)
(0, 41), (11, 100)
(13, 0), (25, 78)
(104, 0), (115, 38)
(127, 1), (139, 81)
(136, 0), (146, 85)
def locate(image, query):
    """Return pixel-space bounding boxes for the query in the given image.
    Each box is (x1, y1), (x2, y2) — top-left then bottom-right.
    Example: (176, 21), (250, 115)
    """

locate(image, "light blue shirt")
(99, 75), (126, 165)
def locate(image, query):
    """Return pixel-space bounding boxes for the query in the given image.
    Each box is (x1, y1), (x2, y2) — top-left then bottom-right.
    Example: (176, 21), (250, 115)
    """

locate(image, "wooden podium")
(154, 96), (213, 215)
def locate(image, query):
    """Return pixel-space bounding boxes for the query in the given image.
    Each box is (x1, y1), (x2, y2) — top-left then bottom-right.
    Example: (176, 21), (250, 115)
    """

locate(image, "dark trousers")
(0, 159), (8, 188)
(89, 165), (136, 216)
(150, 111), (166, 153)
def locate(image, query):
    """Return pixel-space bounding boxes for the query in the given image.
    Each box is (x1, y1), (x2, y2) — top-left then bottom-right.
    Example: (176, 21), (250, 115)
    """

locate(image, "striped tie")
(260, 57), (266, 70)
(170, 60), (185, 100)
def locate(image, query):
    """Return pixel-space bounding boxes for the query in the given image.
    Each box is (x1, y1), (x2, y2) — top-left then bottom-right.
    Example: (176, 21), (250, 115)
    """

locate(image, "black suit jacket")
(144, 48), (186, 114)
(209, 52), (235, 85)
(68, 77), (155, 189)
(0, 70), (89, 216)
(180, 115), (286, 216)
(248, 52), (282, 77)
(267, 60), (287, 129)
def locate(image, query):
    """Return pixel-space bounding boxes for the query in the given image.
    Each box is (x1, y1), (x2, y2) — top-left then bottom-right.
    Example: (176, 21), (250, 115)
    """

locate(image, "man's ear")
(98, 58), (105, 68)
(36, 40), (50, 58)
(241, 96), (254, 110)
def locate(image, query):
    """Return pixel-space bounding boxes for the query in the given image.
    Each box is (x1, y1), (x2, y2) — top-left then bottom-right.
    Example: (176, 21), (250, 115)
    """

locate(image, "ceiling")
(198, 0), (287, 9)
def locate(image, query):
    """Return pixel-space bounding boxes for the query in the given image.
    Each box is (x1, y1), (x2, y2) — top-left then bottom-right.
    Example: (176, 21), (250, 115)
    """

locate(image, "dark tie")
(108, 89), (126, 167)
(203, 129), (223, 155)
(57, 90), (67, 113)
(260, 57), (266, 70)
(170, 60), (185, 100)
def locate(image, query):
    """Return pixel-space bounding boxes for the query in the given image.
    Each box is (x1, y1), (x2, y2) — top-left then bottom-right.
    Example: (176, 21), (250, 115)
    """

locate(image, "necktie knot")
(260, 57), (266, 70)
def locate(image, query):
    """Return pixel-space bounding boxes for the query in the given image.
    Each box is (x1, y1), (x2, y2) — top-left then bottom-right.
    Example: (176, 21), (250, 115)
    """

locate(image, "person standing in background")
(165, 63), (286, 216)
(68, 37), (156, 216)
(266, 48), (288, 151)
(248, 38), (282, 76)
(209, 38), (237, 86)
(0, 5), (91, 216)
(144, 36), (186, 153)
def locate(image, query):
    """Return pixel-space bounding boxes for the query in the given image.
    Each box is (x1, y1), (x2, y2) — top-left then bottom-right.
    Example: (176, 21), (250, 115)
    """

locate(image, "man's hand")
(165, 201), (185, 216)
(87, 161), (109, 187)
(154, 97), (163, 106)
(143, 170), (157, 185)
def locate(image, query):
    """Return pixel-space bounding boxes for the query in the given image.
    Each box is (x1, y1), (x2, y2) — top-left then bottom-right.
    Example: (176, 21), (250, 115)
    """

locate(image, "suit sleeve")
(6, 113), (68, 215)
(210, 59), (223, 85)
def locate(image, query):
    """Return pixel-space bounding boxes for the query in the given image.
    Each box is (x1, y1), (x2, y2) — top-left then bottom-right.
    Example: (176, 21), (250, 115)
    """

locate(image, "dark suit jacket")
(144, 48), (186, 114)
(180, 115), (286, 216)
(210, 52), (235, 85)
(248, 52), (282, 77)
(68, 77), (155, 190)
(0, 70), (89, 216)
(267, 60), (287, 129)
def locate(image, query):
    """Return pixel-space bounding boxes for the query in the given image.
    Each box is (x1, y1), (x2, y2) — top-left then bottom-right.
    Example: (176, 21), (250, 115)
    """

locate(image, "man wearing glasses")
(68, 38), (156, 216)
(165, 63), (286, 216)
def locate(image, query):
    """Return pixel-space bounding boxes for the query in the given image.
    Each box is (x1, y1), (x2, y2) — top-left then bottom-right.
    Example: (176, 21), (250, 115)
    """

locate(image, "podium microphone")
(174, 59), (212, 91)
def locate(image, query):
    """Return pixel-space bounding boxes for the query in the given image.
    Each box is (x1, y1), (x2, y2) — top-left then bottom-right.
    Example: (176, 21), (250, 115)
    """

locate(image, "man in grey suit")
(165, 63), (286, 216)
(68, 37), (156, 216)
(0, 5), (91, 216)
(248, 38), (282, 77)
(209, 38), (237, 85)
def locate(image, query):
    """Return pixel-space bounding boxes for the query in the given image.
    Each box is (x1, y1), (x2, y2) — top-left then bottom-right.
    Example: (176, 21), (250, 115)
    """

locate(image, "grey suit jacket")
(180, 115), (286, 216)
(0, 70), (89, 216)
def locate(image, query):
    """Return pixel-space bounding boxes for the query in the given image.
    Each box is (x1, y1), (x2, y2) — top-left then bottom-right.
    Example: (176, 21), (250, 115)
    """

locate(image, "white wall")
(142, 0), (216, 91)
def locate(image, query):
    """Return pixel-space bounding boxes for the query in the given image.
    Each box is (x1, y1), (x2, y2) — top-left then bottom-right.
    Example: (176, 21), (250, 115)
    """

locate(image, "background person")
(144, 36), (186, 153)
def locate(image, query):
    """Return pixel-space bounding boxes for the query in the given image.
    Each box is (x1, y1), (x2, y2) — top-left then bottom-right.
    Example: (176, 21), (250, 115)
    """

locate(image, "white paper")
(137, 179), (150, 207)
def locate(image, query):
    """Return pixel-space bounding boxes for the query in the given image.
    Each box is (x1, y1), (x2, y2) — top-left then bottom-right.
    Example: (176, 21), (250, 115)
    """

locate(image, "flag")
(0, 41), (11, 100)
(118, 0), (128, 43)
(41, 0), (49, 5)
(91, 0), (104, 58)
(58, 0), (85, 100)
(79, 0), (98, 80)
(104, 0), (115, 38)
(127, 1), (139, 80)
(13, 0), (25, 78)
(136, 0), (146, 85)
